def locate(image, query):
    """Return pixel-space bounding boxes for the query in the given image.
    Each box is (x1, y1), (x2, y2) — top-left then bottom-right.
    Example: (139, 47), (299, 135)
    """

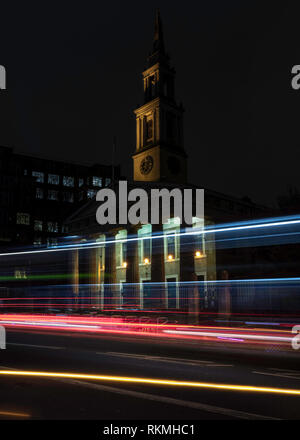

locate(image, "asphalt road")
(1, 328), (300, 420)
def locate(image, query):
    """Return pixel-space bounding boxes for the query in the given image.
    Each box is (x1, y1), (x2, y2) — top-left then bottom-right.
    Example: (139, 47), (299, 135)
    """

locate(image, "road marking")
(8, 343), (65, 350)
(269, 368), (300, 375)
(56, 378), (279, 420)
(0, 370), (300, 396)
(103, 352), (233, 368)
(253, 371), (300, 381)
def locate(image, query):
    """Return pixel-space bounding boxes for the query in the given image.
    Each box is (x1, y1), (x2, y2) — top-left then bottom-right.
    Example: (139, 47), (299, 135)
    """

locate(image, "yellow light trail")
(0, 370), (300, 396)
(0, 410), (30, 418)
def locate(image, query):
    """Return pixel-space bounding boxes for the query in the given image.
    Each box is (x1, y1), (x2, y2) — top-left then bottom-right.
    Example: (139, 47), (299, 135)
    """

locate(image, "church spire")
(133, 9), (187, 183)
(153, 9), (165, 54)
(147, 9), (169, 68)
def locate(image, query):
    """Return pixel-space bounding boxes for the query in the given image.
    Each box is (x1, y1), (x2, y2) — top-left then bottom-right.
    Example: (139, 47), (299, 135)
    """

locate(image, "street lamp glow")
(123, 262), (128, 268)
(168, 255), (174, 261)
(144, 258), (150, 265)
(195, 251), (203, 258)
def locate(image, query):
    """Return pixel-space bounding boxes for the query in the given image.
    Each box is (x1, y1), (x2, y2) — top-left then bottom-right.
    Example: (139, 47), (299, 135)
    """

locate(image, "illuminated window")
(32, 171), (44, 183)
(48, 190), (59, 201)
(163, 218), (180, 261)
(192, 217), (205, 256)
(47, 237), (58, 247)
(47, 221), (58, 233)
(36, 187), (44, 199)
(92, 177), (102, 187)
(166, 235), (175, 257)
(34, 220), (43, 232)
(48, 174), (60, 185)
(105, 178), (111, 187)
(78, 178), (84, 187)
(87, 189), (97, 199)
(16, 213), (30, 225)
(14, 270), (27, 279)
(138, 224), (152, 264)
(33, 237), (42, 247)
(63, 176), (74, 187)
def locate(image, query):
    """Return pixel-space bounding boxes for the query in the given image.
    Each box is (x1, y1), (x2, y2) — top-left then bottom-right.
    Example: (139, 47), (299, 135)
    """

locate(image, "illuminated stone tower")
(133, 10), (187, 183)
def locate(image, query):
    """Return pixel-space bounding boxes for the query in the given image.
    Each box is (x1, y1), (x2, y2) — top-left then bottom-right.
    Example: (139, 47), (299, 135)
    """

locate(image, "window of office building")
(48, 190), (59, 201)
(34, 220), (43, 232)
(47, 221), (59, 233)
(33, 237), (42, 247)
(92, 176), (102, 187)
(62, 225), (69, 234)
(32, 171), (44, 183)
(16, 213), (30, 225)
(62, 191), (74, 203)
(105, 178), (111, 187)
(48, 174), (60, 185)
(87, 189), (97, 199)
(78, 178), (84, 187)
(47, 237), (58, 247)
(63, 176), (74, 187)
(36, 187), (44, 199)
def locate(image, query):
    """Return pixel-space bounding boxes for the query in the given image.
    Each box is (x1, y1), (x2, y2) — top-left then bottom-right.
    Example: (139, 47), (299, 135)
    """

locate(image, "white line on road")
(253, 370), (300, 381)
(102, 352), (233, 367)
(60, 377), (279, 420)
(8, 343), (65, 351)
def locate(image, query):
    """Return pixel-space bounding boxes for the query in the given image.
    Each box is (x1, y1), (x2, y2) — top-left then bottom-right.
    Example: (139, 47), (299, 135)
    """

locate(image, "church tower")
(133, 10), (187, 183)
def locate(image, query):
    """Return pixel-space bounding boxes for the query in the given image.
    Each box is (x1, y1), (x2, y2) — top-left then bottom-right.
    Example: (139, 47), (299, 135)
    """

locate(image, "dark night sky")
(0, 1), (300, 206)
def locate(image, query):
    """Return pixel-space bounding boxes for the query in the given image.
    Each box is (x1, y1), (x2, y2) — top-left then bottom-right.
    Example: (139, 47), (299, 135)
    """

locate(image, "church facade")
(65, 11), (265, 316)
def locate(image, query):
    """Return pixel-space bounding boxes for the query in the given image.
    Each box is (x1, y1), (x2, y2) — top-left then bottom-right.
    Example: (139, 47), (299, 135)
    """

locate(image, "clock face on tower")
(140, 155), (154, 175)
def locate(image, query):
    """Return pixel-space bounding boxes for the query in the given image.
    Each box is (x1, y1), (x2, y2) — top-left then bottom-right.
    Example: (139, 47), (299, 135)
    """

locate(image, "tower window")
(146, 118), (153, 141)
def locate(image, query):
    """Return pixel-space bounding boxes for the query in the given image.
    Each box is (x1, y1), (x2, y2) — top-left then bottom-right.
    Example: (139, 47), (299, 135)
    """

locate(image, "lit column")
(103, 233), (116, 310)
(71, 249), (79, 310)
(180, 229), (196, 321)
(151, 224), (166, 309)
(78, 247), (91, 310)
(123, 226), (140, 308)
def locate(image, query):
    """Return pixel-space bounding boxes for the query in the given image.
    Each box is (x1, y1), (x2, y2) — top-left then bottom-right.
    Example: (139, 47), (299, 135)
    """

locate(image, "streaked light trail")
(1, 370), (300, 395)
(1, 214), (300, 257)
